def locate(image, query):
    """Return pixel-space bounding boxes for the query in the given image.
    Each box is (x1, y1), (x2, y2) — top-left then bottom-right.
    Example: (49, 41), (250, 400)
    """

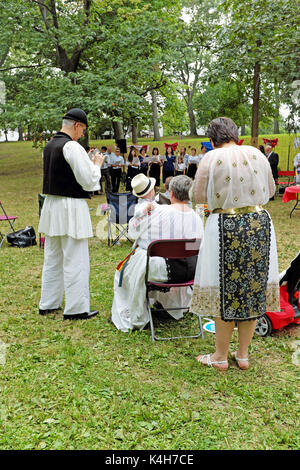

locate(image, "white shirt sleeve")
(63, 141), (101, 191)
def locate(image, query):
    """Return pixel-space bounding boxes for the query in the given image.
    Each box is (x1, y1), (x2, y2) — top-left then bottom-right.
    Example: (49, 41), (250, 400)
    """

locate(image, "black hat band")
(136, 180), (152, 196)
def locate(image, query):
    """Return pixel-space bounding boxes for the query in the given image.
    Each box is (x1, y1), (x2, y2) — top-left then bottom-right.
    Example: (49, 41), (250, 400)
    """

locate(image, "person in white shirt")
(294, 152), (300, 183)
(39, 108), (105, 320)
(99, 145), (112, 193)
(110, 147), (125, 192)
(175, 156), (186, 175)
(111, 174), (204, 332)
(187, 148), (200, 179)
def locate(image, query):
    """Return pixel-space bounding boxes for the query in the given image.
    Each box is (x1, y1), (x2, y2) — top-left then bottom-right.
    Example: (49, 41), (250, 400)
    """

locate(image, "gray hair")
(62, 118), (76, 128)
(206, 117), (239, 147)
(169, 175), (192, 201)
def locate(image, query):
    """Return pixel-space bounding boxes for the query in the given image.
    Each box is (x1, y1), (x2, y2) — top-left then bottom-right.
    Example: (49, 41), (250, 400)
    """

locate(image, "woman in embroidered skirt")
(190, 117), (280, 371)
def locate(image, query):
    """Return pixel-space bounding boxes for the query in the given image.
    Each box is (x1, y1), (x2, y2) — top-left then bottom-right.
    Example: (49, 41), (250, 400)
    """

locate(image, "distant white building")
(0, 129), (18, 142)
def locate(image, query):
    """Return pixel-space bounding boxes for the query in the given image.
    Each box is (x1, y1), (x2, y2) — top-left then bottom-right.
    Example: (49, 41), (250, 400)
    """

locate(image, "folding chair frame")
(106, 191), (137, 247)
(276, 171), (295, 196)
(107, 208), (132, 247)
(145, 238), (204, 341)
(0, 201), (18, 248)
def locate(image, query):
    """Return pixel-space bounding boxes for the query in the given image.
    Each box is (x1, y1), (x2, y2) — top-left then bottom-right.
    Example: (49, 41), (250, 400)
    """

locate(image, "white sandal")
(196, 354), (228, 371)
(232, 352), (249, 370)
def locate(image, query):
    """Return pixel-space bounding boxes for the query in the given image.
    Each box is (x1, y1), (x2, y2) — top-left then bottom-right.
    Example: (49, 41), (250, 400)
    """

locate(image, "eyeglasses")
(77, 123), (87, 134)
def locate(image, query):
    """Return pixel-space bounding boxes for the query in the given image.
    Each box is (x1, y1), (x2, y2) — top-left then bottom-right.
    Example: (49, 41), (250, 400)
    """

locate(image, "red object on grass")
(265, 284), (300, 331)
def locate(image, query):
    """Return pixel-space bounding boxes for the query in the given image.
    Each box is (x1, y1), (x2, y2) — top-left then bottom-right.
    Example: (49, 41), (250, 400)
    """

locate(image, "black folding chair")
(105, 191), (137, 246)
(145, 238), (204, 341)
(0, 201), (18, 248)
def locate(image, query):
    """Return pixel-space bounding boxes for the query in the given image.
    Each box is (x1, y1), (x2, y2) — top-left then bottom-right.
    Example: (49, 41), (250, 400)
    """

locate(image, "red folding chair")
(277, 170), (295, 195)
(0, 201), (18, 248)
(145, 238), (204, 341)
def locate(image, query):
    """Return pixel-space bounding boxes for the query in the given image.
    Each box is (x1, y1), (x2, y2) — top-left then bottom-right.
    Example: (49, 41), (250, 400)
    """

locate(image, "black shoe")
(39, 308), (61, 315)
(152, 302), (172, 320)
(63, 310), (99, 320)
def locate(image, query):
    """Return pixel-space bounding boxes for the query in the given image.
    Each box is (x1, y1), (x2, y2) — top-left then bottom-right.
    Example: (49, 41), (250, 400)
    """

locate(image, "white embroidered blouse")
(191, 144), (275, 211)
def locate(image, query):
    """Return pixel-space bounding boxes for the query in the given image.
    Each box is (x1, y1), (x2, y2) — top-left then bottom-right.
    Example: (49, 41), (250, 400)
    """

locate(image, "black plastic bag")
(6, 226), (37, 248)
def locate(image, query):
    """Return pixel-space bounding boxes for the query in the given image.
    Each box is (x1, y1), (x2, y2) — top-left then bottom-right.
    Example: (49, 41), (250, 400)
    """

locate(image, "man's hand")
(143, 202), (156, 215)
(92, 152), (105, 168)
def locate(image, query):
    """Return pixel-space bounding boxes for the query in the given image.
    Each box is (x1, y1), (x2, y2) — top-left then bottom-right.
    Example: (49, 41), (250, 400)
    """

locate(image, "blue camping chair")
(201, 141), (213, 152)
(105, 191), (137, 246)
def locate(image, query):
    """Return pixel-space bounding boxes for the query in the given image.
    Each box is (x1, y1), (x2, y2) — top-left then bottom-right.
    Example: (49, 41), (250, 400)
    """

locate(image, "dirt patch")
(274, 323), (300, 338)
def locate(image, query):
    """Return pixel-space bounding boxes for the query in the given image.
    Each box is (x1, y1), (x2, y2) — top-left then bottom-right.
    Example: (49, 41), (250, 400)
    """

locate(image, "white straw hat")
(131, 173), (156, 198)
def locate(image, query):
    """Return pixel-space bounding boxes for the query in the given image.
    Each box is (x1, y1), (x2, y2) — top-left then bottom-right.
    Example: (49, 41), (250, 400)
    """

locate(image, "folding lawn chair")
(105, 191), (137, 247)
(38, 194), (46, 248)
(156, 192), (171, 205)
(276, 170), (295, 196)
(0, 201), (18, 248)
(145, 238), (204, 341)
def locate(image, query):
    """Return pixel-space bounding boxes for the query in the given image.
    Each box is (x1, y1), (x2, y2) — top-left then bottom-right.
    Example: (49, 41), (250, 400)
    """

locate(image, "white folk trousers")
(39, 235), (90, 316)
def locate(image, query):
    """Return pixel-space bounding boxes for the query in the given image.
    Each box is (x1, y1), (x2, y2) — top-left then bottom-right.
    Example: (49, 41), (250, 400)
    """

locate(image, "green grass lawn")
(0, 140), (299, 450)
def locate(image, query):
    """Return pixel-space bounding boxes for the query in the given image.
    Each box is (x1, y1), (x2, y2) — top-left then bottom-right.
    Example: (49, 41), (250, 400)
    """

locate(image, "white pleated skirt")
(38, 195), (93, 239)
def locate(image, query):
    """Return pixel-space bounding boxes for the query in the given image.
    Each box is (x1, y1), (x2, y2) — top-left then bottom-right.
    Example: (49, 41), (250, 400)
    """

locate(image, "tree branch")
(0, 64), (44, 72)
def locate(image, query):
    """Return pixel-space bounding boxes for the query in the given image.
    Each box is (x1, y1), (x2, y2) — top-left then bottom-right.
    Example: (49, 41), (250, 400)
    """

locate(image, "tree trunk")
(132, 122), (138, 144)
(112, 121), (124, 141)
(251, 61), (260, 147)
(151, 90), (160, 141)
(240, 124), (246, 136)
(273, 83), (280, 134)
(18, 127), (23, 141)
(187, 89), (197, 136)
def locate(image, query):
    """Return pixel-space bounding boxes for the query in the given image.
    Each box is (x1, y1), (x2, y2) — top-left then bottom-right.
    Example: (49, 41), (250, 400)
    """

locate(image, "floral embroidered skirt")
(190, 211), (280, 321)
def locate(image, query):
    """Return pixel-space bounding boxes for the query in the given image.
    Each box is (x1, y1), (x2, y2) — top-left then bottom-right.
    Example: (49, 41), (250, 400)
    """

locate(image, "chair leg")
(148, 305), (157, 342)
(0, 219), (16, 248)
(196, 314), (205, 339)
(0, 234), (5, 248)
(147, 303), (205, 342)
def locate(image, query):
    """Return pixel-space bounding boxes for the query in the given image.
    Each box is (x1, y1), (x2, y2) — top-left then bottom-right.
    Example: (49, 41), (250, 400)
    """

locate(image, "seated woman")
(111, 174), (204, 332)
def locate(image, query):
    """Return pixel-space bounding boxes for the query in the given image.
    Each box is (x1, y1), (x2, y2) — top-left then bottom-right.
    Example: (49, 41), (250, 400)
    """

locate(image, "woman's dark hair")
(165, 146), (174, 156)
(259, 145), (265, 155)
(206, 117), (239, 147)
(127, 148), (136, 162)
(152, 147), (159, 155)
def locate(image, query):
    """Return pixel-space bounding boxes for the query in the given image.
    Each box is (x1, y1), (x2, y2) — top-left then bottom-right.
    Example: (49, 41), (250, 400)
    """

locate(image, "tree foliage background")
(0, 0), (299, 143)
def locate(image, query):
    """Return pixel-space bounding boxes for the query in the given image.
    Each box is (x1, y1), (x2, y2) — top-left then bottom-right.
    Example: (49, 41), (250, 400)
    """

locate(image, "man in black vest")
(264, 142), (279, 200)
(39, 108), (105, 320)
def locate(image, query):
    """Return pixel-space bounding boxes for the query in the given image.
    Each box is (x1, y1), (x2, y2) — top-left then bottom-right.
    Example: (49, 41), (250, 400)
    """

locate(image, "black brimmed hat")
(63, 108), (88, 127)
